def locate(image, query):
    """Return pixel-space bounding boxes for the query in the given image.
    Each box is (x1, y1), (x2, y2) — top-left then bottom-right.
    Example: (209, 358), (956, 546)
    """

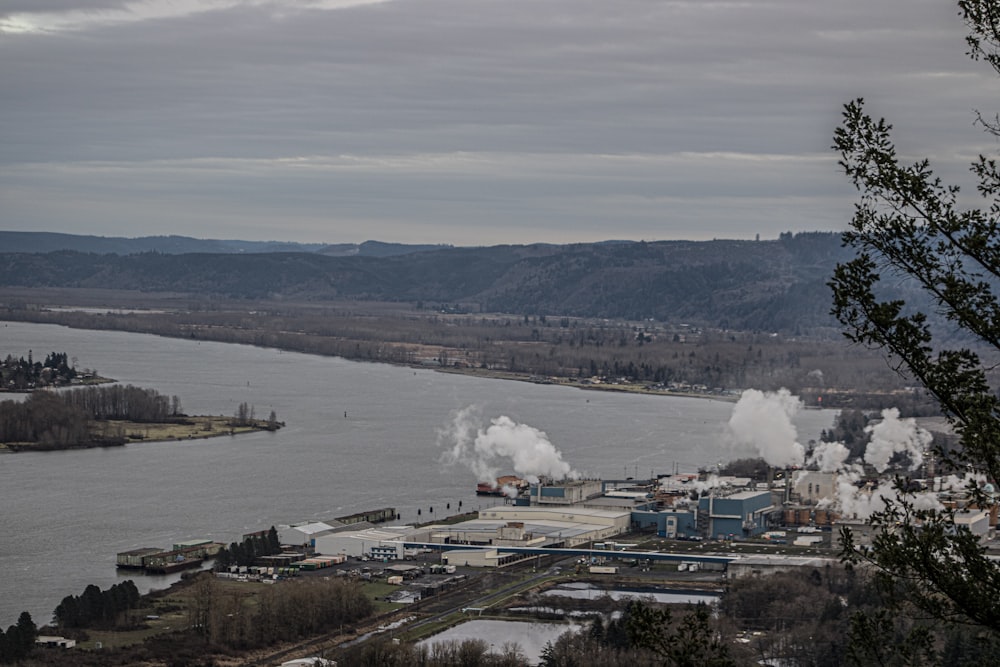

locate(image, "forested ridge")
(0, 233), (857, 334)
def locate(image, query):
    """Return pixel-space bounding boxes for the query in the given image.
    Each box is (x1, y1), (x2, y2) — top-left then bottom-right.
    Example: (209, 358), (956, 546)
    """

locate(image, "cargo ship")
(476, 475), (528, 496)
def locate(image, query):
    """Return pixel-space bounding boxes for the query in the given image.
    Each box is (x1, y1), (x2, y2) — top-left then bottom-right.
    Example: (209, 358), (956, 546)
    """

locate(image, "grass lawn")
(364, 581), (407, 614)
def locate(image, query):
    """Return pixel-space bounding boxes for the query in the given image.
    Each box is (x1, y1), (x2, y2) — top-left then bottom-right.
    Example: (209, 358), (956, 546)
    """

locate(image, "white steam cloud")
(824, 469), (943, 520)
(863, 408), (931, 473)
(723, 388), (940, 520)
(805, 408), (937, 519)
(439, 406), (579, 485)
(726, 388), (805, 468)
(808, 441), (851, 473)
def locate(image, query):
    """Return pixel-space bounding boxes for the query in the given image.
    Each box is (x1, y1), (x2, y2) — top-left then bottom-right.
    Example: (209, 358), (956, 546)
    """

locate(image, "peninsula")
(0, 357), (282, 451)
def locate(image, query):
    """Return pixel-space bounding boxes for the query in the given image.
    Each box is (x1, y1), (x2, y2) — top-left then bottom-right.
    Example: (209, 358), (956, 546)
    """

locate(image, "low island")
(0, 351), (282, 452)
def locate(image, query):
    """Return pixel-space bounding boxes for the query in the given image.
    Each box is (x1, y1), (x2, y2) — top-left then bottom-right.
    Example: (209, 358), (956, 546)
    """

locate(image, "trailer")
(589, 565), (619, 574)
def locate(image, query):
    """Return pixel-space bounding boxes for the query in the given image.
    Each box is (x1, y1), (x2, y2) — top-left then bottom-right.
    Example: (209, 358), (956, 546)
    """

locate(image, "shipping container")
(589, 566), (619, 574)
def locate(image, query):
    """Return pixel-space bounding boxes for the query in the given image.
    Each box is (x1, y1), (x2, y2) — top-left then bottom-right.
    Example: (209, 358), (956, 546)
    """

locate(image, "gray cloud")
(0, 0), (995, 244)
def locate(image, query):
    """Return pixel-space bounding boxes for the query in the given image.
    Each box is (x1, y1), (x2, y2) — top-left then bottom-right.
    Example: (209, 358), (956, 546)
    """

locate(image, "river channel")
(0, 320), (837, 626)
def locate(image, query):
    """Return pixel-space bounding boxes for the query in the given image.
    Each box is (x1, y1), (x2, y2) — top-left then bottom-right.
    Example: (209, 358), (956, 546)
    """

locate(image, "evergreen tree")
(831, 0), (1000, 640)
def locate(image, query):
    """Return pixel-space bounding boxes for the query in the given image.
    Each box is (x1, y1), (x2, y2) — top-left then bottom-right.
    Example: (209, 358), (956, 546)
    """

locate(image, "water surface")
(0, 321), (836, 625)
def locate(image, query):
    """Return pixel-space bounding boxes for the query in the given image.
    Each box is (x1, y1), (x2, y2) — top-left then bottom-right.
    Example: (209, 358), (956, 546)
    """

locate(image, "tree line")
(61, 384), (181, 421)
(0, 384), (182, 446)
(0, 612), (36, 665)
(0, 350), (76, 391)
(54, 581), (141, 630)
(2, 306), (951, 413)
(187, 574), (373, 649)
(214, 527), (282, 569)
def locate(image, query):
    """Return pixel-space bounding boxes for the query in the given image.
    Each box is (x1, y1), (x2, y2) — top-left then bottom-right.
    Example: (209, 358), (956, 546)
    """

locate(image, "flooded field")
(542, 581), (720, 605)
(419, 619), (583, 663)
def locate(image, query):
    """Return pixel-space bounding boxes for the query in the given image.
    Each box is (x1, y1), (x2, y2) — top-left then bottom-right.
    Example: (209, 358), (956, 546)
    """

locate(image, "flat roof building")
(278, 521), (343, 548)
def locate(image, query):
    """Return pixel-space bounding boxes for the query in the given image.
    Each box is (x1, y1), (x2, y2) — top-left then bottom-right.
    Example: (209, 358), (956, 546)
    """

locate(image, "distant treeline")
(0, 385), (181, 446)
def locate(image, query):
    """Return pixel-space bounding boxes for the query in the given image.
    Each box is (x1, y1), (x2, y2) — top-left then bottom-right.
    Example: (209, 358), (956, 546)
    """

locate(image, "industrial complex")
(118, 465), (997, 591)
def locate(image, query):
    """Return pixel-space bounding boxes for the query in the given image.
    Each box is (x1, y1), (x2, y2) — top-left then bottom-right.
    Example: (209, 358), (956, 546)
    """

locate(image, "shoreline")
(2, 314), (864, 410)
(431, 366), (741, 403)
(0, 416), (281, 452)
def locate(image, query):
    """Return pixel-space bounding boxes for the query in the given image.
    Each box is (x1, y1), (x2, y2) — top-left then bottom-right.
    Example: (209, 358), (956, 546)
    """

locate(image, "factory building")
(955, 509), (991, 537)
(699, 490), (774, 539)
(631, 507), (700, 539)
(528, 479), (603, 505)
(632, 489), (775, 539)
(791, 471), (838, 504)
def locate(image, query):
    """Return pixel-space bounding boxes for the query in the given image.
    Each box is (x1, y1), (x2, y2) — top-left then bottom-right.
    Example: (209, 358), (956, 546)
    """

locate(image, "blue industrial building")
(632, 508), (700, 539)
(699, 490), (773, 539)
(631, 489), (774, 540)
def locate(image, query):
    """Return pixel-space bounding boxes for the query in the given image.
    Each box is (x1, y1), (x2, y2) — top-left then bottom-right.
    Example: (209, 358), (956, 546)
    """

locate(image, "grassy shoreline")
(0, 416), (279, 452)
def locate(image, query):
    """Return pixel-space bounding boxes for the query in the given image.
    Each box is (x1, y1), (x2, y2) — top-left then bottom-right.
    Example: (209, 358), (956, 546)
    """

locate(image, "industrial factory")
(260, 462), (999, 576)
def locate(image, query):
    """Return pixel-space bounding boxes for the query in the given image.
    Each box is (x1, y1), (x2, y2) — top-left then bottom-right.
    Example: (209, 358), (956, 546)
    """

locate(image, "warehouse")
(441, 548), (522, 568)
(407, 505), (631, 549)
(278, 521), (343, 548)
(313, 525), (417, 559)
(727, 555), (838, 579)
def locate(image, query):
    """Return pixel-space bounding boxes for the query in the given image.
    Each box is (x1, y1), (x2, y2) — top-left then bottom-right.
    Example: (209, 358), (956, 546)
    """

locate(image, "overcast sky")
(1, 0), (995, 246)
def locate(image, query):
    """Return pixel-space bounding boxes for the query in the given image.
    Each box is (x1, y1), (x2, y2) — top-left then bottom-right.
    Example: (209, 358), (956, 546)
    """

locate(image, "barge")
(335, 507), (397, 525)
(116, 540), (223, 574)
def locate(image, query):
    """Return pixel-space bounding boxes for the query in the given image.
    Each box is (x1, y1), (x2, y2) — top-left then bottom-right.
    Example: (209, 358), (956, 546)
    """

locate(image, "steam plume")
(863, 408), (931, 473)
(808, 441), (851, 473)
(439, 406), (579, 484)
(726, 388), (805, 467)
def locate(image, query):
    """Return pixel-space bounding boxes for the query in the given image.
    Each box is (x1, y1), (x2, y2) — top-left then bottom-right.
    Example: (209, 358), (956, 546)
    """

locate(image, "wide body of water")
(0, 321), (837, 626)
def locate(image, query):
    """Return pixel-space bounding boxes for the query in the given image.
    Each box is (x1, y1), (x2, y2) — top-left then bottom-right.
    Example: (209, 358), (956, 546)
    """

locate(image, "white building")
(278, 521), (341, 548)
(313, 526), (416, 559)
(955, 509), (990, 537)
(471, 505), (631, 545)
(442, 548), (522, 568)
(727, 555), (839, 579)
(792, 471), (838, 504)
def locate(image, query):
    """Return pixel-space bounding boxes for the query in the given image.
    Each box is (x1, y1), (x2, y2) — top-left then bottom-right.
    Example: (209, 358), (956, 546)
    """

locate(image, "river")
(0, 320), (837, 626)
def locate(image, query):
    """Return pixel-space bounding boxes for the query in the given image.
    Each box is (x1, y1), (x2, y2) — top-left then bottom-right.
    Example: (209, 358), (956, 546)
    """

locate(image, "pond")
(419, 619), (583, 664)
(542, 582), (720, 605)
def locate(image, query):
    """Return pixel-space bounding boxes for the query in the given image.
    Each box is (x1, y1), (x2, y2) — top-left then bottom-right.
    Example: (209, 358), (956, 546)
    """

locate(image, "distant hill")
(0, 232), (448, 257)
(0, 232), (857, 334)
